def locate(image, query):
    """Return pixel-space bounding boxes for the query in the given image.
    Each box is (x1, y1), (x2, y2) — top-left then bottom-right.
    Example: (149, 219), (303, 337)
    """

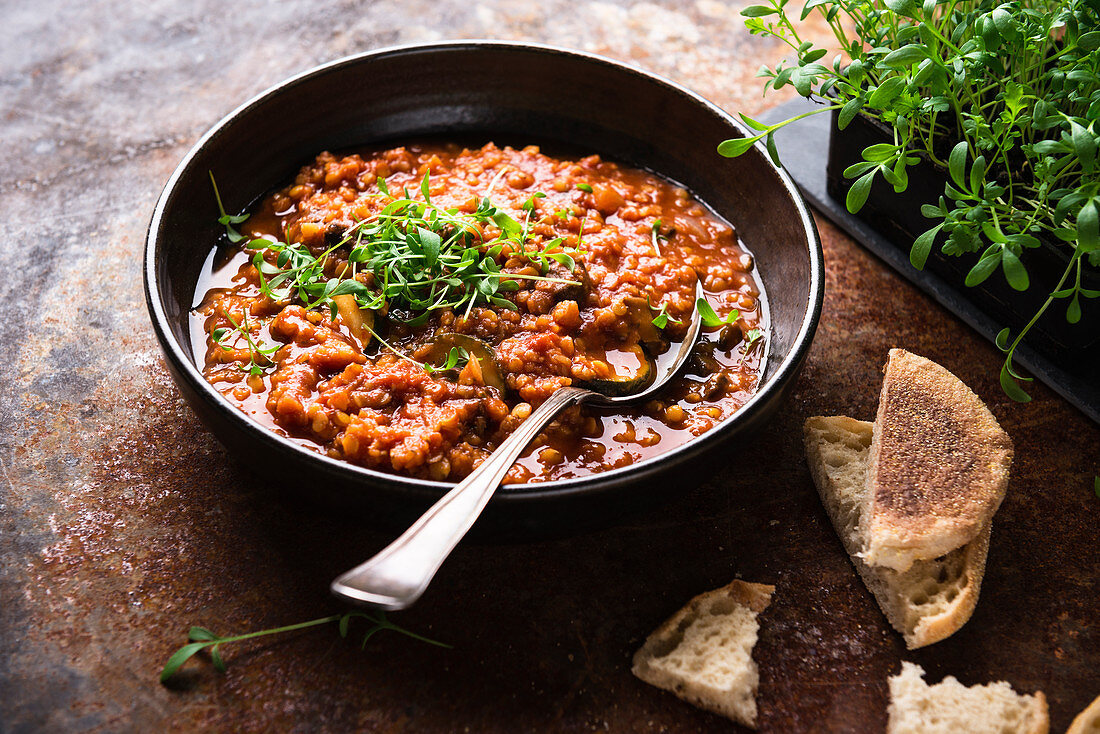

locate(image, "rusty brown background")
(1, 1), (1097, 732)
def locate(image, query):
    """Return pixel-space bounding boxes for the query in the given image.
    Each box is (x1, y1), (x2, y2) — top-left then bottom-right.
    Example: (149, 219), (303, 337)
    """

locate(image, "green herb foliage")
(696, 298), (741, 328)
(250, 173), (583, 326)
(723, 0), (1100, 401)
(209, 171), (249, 243)
(649, 296), (742, 330)
(651, 219), (670, 255)
(649, 301), (682, 329)
(211, 311), (280, 376)
(210, 172), (585, 374)
(160, 611), (449, 684)
(424, 346), (471, 373)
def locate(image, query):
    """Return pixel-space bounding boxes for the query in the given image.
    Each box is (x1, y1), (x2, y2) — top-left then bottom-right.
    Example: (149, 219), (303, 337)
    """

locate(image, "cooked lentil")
(193, 142), (766, 483)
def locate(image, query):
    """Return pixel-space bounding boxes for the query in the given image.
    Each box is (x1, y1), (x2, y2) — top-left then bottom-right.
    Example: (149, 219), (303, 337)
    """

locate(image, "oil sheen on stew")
(192, 142), (767, 484)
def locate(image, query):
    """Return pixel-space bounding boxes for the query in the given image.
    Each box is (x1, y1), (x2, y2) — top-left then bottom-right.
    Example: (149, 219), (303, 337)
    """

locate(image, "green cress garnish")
(743, 327), (764, 351)
(209, 171), (249, 244)
(650, 218), (668, 256)
(650, 295), (765, 355)
(696, 299), (740, 328)
(208, 172), (585, 373)
(425, 345), (470, 373)
(648, 295), (742, 330)
(211, 311), (281, 376)
(649, 301), (682, 330)
(160, 610), (449, 684)
(250, 173), (584, 324)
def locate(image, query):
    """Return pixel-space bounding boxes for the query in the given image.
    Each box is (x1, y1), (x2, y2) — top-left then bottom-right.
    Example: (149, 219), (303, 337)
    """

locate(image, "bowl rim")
(144, 39), (824, 503)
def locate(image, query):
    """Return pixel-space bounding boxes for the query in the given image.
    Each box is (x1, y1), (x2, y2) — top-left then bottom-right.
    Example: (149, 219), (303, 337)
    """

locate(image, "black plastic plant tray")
(761, 97), (1100, 424)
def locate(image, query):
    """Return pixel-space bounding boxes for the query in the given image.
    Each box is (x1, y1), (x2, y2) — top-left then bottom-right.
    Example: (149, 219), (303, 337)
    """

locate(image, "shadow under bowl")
(144, 41), (824, 538)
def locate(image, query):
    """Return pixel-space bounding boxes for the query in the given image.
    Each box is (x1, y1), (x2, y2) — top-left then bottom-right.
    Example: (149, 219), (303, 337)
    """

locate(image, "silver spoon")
(330, 283), (705, 610)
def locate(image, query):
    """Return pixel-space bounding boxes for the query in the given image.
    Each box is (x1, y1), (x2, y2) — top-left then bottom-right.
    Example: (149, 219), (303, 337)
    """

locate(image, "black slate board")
(761, 97), (1100, 424)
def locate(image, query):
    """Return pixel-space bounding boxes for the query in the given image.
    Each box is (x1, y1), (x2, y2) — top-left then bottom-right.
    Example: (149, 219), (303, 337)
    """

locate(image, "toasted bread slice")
(632, 580), (774, 728)
(804, 416), (990, 648)
(887, 662), (1048, 734)
(864, 349), (1013, 571)
(1068, 693), (1100, 734)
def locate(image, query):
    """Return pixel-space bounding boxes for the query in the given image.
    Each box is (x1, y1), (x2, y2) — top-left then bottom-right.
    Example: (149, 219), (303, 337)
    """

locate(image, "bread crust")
(887, 662), (1049, 734)
(1067, 693), (1100, 734)
(632, 580), (774, 727)
(906, 522), (989, 647)
(804, 415), (989, 648)
(1032, 692), (1051, 734)
(864, 349), (1013, 571)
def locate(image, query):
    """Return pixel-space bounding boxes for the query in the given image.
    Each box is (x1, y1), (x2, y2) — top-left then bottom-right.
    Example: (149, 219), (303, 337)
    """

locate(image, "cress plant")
(161, 610), (450, 683)
(720, 0), (1100, 401)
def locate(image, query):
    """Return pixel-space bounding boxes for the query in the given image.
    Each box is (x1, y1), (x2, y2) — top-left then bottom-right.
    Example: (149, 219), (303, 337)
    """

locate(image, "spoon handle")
(330, 386), (592, 610)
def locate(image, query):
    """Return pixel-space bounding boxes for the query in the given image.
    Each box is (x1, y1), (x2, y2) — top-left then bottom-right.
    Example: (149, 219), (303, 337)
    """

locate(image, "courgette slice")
(574, 343), (656, 397)
(420, 333), (508, 392)
(620, 294), (672, 350)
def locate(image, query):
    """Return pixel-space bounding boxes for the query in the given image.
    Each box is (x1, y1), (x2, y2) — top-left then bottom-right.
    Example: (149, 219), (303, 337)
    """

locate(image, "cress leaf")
(999, 361), (1032, 403)
(843, 161), (879, 177)
(717, 136), (762, 158)
(418, 227), (442, 266)
(738, 113), (770, 132)
(964, 246), (1002, 287)
(1067, 293), (1082, 324)
(1000, 247), (1029, 291)
(846, 170), (876, 213)
(884, 0), (917, 18)
(741, 4), (778, 17)
(1070, 121), (1097, 173)
(160, 642), (209, 683)
(882, 45), (926, 68)
(765, 133), (781, 167)
(838, 97), (864, 129)
(910, 224), (941, 269)
(1080, 31), (1100, 51)
(420, 172), (432, 203)
(801, 0), (831, 20)
(1077, 202), (1100, 253)
(868, 77), (907, 109)
(210, 645), (226, 674)
(695, 298), (739, 328)
(948, 141), (968, 189)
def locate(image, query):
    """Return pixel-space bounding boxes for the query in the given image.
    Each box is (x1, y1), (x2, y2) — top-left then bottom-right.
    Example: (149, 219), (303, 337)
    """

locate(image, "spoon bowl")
(330, 284), (706, 610)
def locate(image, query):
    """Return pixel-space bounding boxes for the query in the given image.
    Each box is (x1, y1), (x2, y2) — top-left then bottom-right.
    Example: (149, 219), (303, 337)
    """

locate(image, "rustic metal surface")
(1, 1), (1097, 732)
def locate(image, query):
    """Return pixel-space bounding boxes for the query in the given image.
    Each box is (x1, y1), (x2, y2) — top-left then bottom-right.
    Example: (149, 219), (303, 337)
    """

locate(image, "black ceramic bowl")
(145, 42), (823, 536)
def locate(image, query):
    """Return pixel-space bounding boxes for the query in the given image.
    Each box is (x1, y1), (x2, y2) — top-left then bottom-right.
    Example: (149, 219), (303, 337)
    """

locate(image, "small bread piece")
(632, 580), (774, 728)
(804, 416), (990, 648)
(864, 349), (1013, 571)
(1068, 693), (1100, 734)
(887, 662), (1048, 734)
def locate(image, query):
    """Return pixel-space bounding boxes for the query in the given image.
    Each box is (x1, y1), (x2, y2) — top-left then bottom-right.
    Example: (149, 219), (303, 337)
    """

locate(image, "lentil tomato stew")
(192, 142), (767, 484)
